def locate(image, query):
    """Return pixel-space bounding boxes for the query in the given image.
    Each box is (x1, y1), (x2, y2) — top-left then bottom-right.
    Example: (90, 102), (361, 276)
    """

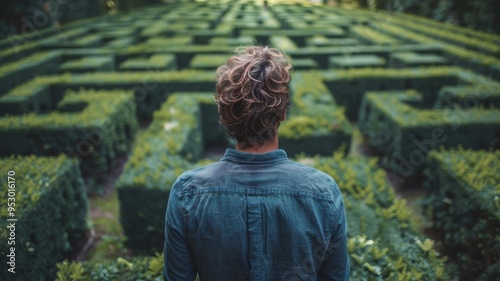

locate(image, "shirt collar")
(221, 148), (288, 164)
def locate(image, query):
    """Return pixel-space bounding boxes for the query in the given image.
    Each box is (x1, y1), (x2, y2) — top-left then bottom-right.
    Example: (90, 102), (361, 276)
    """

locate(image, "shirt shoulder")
(281, 160), (342, 196)
(173, 158), (342, 199)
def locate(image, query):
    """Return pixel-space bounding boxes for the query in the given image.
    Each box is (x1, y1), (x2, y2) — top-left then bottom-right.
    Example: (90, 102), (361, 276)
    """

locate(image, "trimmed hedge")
(309, 154), (450, 280)
(392, 11), (500, 45)
(117, 92), (218, 254)
(209, 36), (256, 46)
(323, 67), (459, 119)
(119, 54), (176, 71)
(55, 253), (165, 281)
(350, 25), (399, 45)
(329, 55), (386, 69)
(375, 21), (500, 79)
(0, 155), (88, 281)
(358, 90), (499, 176)
(189, 54), (229, 70)
(269, 35), (298, 51)
(0, 89), (138, 176)
(60, 56), (115, 73)
(388, 52), (448, 68)
(436, 85), (500, 108)
(423, 149), (500, 280)
(390, 14), (500, 57)
(0, 71), (215, 118)
(0, 51), (62, 94)
(280, 71), (351, 156)
(0, 27), (88, 65)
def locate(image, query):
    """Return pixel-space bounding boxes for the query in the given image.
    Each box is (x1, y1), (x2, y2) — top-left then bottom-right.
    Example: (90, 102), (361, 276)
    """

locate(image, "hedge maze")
(0, 0), (499, 280)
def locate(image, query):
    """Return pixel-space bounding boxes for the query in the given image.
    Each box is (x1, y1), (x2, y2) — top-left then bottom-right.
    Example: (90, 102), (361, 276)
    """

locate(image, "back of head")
(215, 46), (292, 148)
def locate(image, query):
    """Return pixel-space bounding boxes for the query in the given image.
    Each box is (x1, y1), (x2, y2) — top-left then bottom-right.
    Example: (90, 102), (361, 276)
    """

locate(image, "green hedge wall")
(375, 20), (500, 79)
(117, 92), (217, 254)
(0, 155), (88, 281)
(0, 51), (62, 94)
(0, 71), (215, 118)
(56, 253), (165, 281)
(0, 89), (138, 178)
(280, 71), (351, 156)
(358, 90), (499, 176)
(436, 85), (500, 108)
(323, 67), (458, 119)
(423, 149), (500, 280)
(309, 154), (450, 280)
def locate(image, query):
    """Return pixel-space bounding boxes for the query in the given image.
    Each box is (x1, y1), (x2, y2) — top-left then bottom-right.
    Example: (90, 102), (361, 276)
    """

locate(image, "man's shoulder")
(174, 161), (228, 187)
(285, 159), (335, 180)
(278, 160), (342, 196)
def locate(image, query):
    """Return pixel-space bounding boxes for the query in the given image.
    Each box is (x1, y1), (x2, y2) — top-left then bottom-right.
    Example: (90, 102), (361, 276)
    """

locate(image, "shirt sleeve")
(164, 178), (197, 281)
(318, 189), (350, 281)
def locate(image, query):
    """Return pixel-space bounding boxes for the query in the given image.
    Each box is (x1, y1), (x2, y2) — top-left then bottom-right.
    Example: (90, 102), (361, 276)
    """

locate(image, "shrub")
(0, 71), (215, 118)
(308, 153), (451, 280)
(423, 149), (500, 279)
(55, 253), (165, 281)
(280, 71), (351, 156)
(351, 25), (399, 45)
(0, 89), (138, 178)
(117, 92), (217, 254)
(375, 21), (500, 78)
(323, 67), (459, 119)
(0, 155), (88, 281)
(358, 90), (499, 176)
(436, 85), (500, 108)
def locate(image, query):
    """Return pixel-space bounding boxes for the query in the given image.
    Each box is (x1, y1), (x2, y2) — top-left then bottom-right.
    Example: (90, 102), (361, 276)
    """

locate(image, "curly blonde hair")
(215, 46), (292, 148)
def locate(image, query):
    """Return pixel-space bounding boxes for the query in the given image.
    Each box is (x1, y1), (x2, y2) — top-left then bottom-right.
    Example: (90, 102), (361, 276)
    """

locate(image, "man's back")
(164, 149), (349, 281)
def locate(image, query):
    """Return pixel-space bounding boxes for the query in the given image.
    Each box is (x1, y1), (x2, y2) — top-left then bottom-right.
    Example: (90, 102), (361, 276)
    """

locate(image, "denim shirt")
(164, 148), (350, 281)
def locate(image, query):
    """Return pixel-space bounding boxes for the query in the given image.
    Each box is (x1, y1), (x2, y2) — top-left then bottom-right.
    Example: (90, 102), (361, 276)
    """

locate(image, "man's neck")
(235, 136), (279, 154)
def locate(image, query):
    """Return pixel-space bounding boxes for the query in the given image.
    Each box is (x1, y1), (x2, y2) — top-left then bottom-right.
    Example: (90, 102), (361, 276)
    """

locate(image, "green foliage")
(358, 90), (499, 176)
(0, 155), (88, 281)
(376, 20), (500, 77)
(0, 27), (87, 62)
(56, 253), (165, 281)
(389, 13), (499, 55)
(351, 25), (399, 45)
(209, 36), (256, 46)
(269, 35), (298, 51)
(371, 0), (500, 35)
(424, 149), (500, 279)
(117, 92), (218, 254)
(60, 56), (115, 72)
(0, 89), (138, 179)
(436, 85), (500, 108)
(280, 72), (351, 156)
(0, 71), (216, 118)
(323, 66), (459, 118)
(306, 153), (451, 280)
(119, 54), (176, 71)
(0, 51), (61, 94)
(189, 54), (230, 69)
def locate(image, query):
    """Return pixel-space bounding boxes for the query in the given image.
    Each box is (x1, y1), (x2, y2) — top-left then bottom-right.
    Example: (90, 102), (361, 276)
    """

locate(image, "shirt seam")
(183, 189), (335, 202)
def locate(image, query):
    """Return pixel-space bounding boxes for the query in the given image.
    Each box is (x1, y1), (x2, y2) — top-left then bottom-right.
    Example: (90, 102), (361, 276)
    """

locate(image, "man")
(164, 46), (350, 281)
